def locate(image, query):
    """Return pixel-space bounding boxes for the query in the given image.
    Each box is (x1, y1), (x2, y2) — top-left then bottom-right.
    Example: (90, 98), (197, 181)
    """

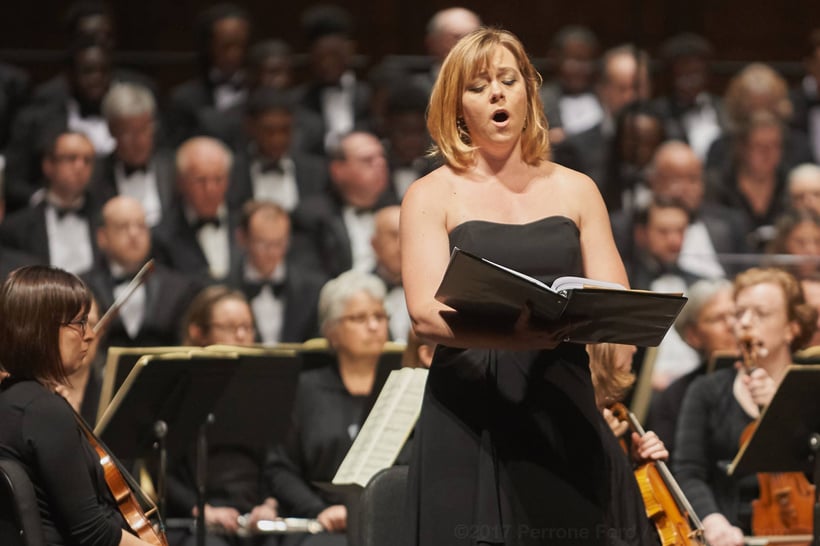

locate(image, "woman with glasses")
(169, 285), (279, 545)
(0, 265), (157, 546)
(673, 268), (817, 546)
(264, 270), (389, 543)
(183, 285), (257, 346)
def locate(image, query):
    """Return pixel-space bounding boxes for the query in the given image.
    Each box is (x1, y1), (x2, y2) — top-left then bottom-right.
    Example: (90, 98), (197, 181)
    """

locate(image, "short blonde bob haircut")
(427, 27), (550, 172)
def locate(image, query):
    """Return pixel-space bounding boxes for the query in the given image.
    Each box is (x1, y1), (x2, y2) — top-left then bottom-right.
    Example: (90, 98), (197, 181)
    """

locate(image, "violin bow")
(94, 259), (156, 335)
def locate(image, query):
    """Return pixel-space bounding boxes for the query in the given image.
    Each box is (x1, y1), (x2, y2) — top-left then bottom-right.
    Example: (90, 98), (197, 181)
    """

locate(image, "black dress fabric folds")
(404, 216), (656, 546)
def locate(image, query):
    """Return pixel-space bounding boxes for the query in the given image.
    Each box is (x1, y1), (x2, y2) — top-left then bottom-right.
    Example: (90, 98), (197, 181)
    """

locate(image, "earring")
(456, 116), (471, 144)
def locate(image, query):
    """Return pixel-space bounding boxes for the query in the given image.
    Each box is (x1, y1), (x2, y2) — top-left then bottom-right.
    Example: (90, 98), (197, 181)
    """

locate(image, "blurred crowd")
(1, 2), (820, 544)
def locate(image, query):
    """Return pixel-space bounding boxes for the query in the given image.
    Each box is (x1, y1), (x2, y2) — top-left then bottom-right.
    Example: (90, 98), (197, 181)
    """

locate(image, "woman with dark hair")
(0, 265), (156, 546)
(673, 267), (818, 546)
(182, 284), (256, 346)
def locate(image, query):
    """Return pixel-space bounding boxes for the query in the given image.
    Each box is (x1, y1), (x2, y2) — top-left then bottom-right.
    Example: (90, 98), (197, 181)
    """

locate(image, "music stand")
(726, 365), (820, 546)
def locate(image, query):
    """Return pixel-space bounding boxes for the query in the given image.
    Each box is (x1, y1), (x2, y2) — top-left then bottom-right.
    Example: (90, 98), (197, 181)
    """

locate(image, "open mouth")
(492, 111), (509, 123)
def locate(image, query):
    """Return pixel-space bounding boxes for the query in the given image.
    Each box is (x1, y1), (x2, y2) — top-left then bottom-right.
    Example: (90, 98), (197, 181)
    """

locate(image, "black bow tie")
(258, 159), (284, 174)
(111, 272), (137, 286)
(193, 217), (222, 230)
(353, 207), (374, 216)
(53, 203), (86, 220)
(123, 163), (149, 177)
(243, 279), (286, 300)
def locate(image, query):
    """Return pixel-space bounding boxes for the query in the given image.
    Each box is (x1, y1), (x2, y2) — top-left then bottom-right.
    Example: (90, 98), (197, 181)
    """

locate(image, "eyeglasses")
(63, 317), (89, 335)
(339, 311), (389, 325)
(209, 322), (256, 336)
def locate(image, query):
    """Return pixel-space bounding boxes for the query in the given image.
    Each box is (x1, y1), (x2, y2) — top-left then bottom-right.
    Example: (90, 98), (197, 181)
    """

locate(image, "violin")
(736, 335), (814, 545)
(610, 403), (707, 546)
(78, 259), (168, 546)
(74, 412), (169, 546)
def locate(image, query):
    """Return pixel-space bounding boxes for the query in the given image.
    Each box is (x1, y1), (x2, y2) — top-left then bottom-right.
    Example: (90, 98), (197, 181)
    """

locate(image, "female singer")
(673, 267), (817, 546)
(0, 265), (156, 546)
(401, 27), (637, 545)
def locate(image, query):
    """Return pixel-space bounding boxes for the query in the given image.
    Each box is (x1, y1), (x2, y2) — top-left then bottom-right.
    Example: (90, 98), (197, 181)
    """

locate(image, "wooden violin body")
(609, 403), (707, 546)
(75, 414), (169, 546)
(736, 336), (814, 545)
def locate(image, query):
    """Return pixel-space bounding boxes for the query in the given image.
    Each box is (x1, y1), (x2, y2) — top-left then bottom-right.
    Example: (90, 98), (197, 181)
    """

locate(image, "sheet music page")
(332, 368), (428, 487)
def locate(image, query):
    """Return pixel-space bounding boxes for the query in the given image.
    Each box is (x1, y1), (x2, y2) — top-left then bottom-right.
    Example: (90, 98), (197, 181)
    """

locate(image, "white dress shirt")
(115, 162), (163, 227)
(45, 198), (94, 275)
(250, 156), (299, 212)
(246, 262), (287, 346)
(342, 206), (376, 273)
(66, 100), (115, 155)
(321, 71), (356, 152)
(186, 204), (230, 280)
(110, 261), (146, 339)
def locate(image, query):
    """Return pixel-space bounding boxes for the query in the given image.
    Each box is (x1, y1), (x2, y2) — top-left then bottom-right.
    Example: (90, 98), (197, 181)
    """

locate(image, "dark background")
(1, 0), (818, 93)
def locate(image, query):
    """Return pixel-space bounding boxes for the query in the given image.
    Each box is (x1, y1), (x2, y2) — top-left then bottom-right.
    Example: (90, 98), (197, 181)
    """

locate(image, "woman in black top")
(0, 265), (157, 546)
(673, 267), (817, 546)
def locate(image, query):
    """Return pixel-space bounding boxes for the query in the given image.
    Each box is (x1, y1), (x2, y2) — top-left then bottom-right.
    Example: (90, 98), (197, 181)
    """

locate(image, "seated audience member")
(229, 200), (325, 344)
(705, 63), (813, 185)
(600, 101), (665, 212)
(616, 141), (748, 279)
(264, 271), (390, 543)
(90, 82), (175, 228)
(790, 28), (820, 162)
(787, 163), (820, 215)
(370, 205), (409, 342)
(624, 196), (698, 291)
(646, 279), (736, 460)
(4, 41), (115, 211)
(625, 196), (703, 390)
(167, 3), (251, 145)
(293, 5), (372, 156)
(167, 285), (279, 546)
(674, 268), (817, 545)
(765, 208), (820, 279)
(381, 84), (437, 199)
(540, 25), (602, 144)
(199, 39), (297, 149)
(706, 110), (792, 251)
(30, 1), (157, 109)
(552, 44), (651, 190)
(412, 7), (482, 95)
(152, 137), (240, 282)
(227, 89), (328, 212)
(0, 131), (101, 275)
(82, 196), (198, 356)
(652, 33), (724, 161)
(291, 131), (397, 278)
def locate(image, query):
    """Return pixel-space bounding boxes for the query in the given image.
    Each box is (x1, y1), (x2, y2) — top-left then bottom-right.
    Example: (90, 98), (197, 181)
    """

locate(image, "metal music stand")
(727, 365), (820, 546)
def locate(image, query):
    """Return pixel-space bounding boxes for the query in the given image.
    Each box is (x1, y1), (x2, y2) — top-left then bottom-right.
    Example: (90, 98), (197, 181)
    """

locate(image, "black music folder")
(727, 365), (820, 476)
(435, 247), (688, 346)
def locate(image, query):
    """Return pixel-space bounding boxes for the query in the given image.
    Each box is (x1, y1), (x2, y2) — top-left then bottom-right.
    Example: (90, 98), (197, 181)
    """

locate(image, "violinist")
(587, 343), (668, 546)
(0, 265), (157, 546)
(673, 267), (818, 546)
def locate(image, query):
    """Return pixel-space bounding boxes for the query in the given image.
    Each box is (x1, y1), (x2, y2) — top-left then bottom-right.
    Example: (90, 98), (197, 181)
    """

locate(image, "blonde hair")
(724, 63), (792, 132)
(587, 343), (635, 409)
(427, 27), (550, 171)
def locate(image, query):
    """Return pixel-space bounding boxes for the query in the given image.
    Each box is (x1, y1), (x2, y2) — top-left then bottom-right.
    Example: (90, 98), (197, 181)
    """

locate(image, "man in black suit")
(152, 137), (240, 283)
(82, 196), (198, 357)
(552, 44), (651, 190)
(90, 82), (175, 228)
(291, 131), (398, 278)
(649, 141), (748, 277)
(0, 131), (101, 275)
(4, 41), (115, 212)
(228, 200), (325, 344)
(292, 5), (373, 156)
(226, 89), (328, 212)
(167, 3), (251, 145)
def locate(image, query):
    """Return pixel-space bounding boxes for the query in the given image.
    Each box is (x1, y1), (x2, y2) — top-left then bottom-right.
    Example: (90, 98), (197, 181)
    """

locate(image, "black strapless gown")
(404, 217), (657, 546)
